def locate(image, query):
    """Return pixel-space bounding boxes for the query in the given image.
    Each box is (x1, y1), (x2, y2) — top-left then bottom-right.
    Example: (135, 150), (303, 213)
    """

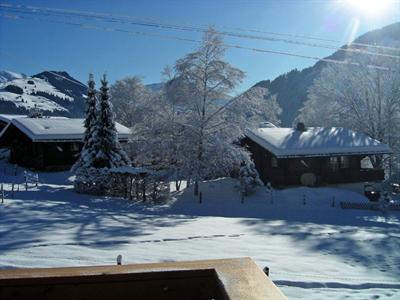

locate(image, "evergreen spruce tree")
(91, 74), (131, 168)
(71, 73), (98, 172)
(73, 74), (130, 195)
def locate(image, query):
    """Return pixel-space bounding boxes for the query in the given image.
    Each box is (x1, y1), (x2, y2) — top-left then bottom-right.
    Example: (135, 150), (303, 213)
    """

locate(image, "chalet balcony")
(324, 168), (384, 184)
(360, 168), (385, 181)
(269, 168), (385, 186)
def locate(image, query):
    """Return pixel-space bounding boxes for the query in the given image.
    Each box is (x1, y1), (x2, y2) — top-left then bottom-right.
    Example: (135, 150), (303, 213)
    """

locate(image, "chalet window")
(329, 157), (339, 172)
(271, 157), (278, 168)
(361, 156), (373, 169)
(340, 156), (350, 168)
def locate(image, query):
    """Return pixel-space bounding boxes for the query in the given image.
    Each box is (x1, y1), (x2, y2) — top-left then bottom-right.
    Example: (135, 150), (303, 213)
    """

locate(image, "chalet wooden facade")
(244, 125), (391, 186)
(0, 116), (130, 171)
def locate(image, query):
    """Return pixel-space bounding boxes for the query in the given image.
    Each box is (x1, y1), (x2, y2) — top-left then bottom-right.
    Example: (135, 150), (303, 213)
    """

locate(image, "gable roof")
(0, 114), (27, 123)
(246, 127), (391, 158)
(1, 117), (130, 142)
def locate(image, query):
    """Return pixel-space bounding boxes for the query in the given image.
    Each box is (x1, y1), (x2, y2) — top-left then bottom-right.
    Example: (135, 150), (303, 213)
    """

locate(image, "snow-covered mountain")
(0, 71), (25, 84)
(146, 82), (164, 93)
(0, 71), (86, 117)
(252, 22), (400, 126)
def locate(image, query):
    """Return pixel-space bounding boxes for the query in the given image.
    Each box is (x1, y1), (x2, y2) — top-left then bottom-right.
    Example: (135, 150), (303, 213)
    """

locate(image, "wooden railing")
(324, 168), (384, 183)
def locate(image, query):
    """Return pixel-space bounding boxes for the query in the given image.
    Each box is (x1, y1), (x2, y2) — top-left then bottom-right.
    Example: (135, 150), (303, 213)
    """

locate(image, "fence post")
(11, 183), (14, 199)
(267, 183), (273, 204)
(199, 191), (202, 204)
(1, 183), (3, 204)
(24, 171), (28, 191)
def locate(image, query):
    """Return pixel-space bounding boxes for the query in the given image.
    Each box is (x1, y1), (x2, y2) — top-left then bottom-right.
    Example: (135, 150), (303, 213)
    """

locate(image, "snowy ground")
(0, 162), (399, 299)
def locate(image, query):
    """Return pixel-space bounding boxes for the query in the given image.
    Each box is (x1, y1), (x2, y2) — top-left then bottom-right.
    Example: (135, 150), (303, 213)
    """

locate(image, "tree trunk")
(175, 180), (181, 191)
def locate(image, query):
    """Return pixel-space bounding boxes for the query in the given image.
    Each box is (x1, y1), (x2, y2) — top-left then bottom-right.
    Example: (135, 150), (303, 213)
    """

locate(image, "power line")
(1, 12), (397, 74)
(0, 12), (386, 71)
(15, 3), (400, 53)
(1, 4), (400, 60)
(4, 4), (400, 58)
(227, 25), (400, 53)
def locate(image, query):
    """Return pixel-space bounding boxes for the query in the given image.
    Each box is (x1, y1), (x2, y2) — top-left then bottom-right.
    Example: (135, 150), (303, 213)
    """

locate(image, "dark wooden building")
(244, 125), (391, 186)
(0, 116), (130, 171)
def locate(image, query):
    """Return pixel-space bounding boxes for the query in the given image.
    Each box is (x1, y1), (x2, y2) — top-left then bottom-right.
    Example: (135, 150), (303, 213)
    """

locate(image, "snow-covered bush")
(239, 160), (263, 195)
(74, 167), (169, 202)
(107, 168), (170, 202)
(74, 167), (111, 195)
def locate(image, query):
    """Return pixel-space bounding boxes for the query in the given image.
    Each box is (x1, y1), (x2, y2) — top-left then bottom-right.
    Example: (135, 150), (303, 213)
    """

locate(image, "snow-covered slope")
(0, 71), (86, 117)
(0, 70), (25, 83)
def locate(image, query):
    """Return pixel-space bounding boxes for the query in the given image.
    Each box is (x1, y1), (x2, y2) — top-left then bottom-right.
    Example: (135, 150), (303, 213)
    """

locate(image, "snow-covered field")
(0, 162), (399, 299)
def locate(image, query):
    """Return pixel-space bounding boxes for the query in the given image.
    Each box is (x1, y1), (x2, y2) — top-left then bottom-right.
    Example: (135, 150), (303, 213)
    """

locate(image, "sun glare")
(346, 0), (394, 18)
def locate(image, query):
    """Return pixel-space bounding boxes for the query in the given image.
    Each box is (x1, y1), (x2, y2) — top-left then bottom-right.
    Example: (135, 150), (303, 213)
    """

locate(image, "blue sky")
(0, 0), (399, 92)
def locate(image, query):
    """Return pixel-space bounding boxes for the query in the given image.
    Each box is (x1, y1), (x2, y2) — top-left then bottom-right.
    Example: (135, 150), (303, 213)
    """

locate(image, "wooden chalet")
(0, 115), (130, 170)
(244, 124), (391, 186)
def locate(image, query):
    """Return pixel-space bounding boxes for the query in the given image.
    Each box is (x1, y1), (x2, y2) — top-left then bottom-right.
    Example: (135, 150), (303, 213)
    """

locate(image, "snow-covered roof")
(6, 117), (130, 142)
(0, 114), (27, 123)
(246, 127), (391, 158)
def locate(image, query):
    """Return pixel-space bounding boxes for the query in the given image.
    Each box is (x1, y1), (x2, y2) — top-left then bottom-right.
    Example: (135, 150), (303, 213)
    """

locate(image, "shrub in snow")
(74, 167), (111, 195)
(108, 167), (170, 202)
(74, 166), (169, 201)
(239, 160), (263, 195)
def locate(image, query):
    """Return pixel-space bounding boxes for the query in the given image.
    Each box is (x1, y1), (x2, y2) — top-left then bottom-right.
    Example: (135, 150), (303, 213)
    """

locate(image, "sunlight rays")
(345, 0), (395, 18)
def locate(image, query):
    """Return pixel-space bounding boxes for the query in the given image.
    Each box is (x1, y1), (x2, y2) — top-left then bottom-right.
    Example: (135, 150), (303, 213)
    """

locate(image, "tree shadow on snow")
(0, 183), (194, 255)
(239, 215), (400, 278)
(166, 179), (400, 278)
